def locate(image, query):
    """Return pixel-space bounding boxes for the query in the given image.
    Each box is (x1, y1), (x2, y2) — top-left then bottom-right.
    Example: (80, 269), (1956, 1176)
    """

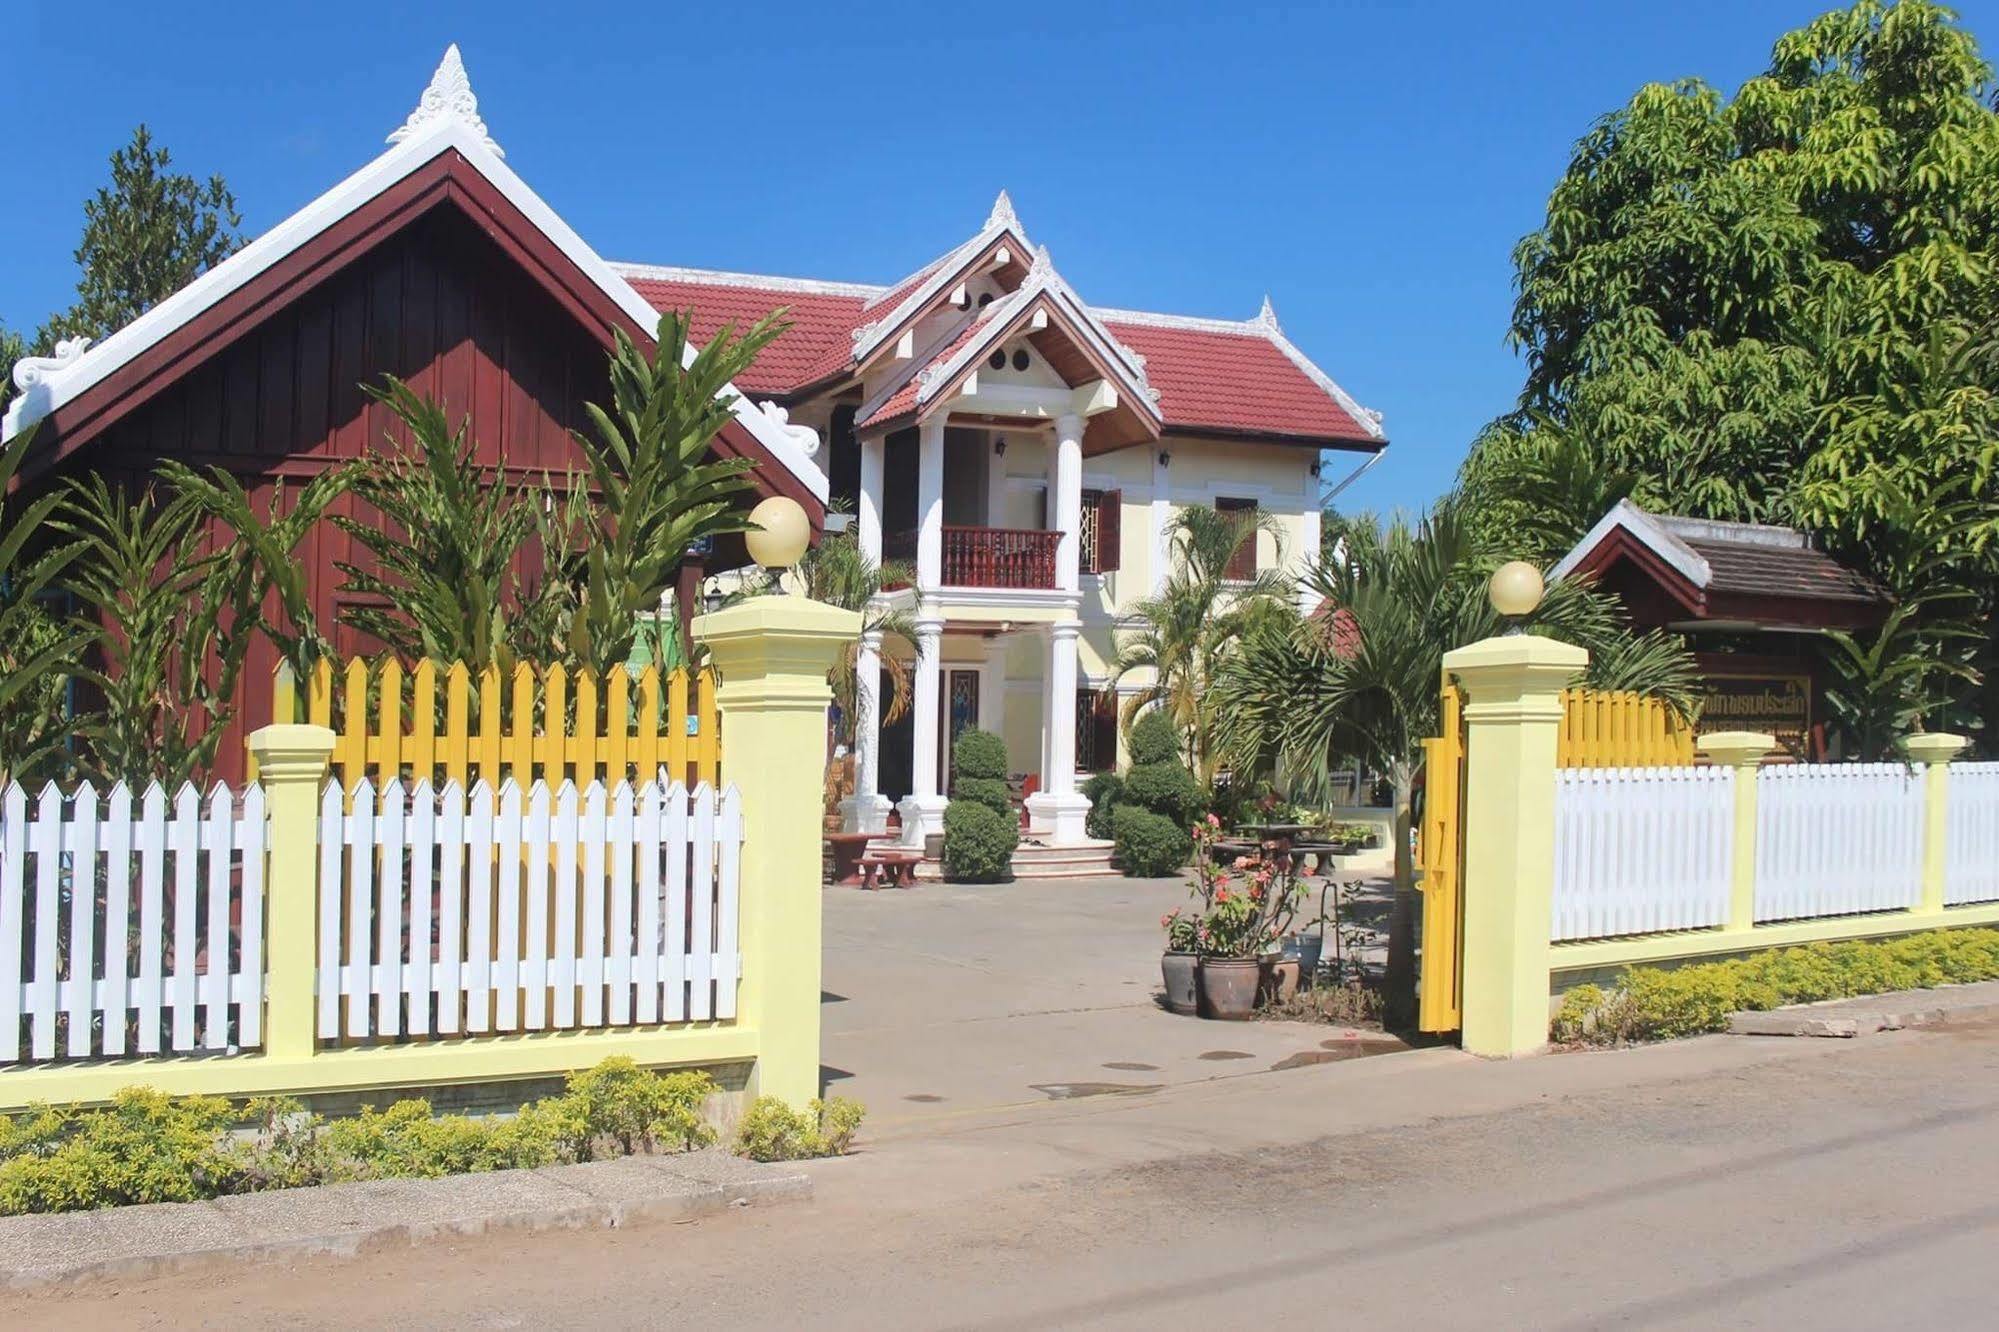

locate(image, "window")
(1216, 497), (1258, 580)
(1078, 489), (1122, 575)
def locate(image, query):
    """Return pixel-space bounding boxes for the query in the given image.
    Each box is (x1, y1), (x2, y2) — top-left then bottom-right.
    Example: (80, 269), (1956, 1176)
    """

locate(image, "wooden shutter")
(1094, 490), (1121, 573)
(1091, 689), (1118, 772)
(1217, 497), (1257, 580)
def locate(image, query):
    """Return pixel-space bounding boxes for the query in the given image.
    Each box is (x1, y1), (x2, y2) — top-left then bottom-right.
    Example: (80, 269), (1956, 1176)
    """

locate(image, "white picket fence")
(1754, 763), (1924, 923)
(1552, 767), (1735, 941)
(1946, 762), (1999, 906)
(317, 777), (741, 1043)
(0, 781), (267, 1064)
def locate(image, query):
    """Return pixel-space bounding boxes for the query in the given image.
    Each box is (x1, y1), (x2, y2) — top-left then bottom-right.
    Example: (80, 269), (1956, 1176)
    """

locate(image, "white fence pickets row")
(0, 780), (266, 1064)
(1945, 762), (1999, 906)
(316, 776), (742, 1044)
(1553, 767), (1735, 941)
(1754, 763), (1924, 923)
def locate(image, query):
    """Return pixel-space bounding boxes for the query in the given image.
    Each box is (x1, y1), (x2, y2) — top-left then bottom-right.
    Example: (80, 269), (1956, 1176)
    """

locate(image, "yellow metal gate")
(1416, 676), (1695, 1032)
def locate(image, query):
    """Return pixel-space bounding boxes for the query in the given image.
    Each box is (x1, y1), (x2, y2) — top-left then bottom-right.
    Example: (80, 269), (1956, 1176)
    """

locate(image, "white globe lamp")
(744, 496), (810, 578)
(1488, 560), (1545, 628)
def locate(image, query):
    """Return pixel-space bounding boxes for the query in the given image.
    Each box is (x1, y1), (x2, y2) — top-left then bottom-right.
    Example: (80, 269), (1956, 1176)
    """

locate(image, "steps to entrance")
(911, 838), (1119, 882)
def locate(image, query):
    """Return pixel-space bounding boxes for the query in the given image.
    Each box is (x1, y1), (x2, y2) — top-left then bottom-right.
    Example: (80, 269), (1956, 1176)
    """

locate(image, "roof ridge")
(1094, 306), (1266, 334)
(607, 261), (885, 298)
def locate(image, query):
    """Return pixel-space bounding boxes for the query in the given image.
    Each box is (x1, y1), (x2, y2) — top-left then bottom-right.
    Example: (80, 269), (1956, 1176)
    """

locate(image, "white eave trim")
(1550, 499), (1711, 588)
(3, 114), (826, 502)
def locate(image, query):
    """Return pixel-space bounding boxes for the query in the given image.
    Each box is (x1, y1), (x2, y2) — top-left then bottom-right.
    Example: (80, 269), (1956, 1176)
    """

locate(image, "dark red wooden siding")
(85, 206), (612, 782)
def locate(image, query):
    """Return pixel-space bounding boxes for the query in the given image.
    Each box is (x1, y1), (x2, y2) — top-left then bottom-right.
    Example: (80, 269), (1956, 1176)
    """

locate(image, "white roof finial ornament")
(11, 336), (92, 396)
(756, 401), (821, 458)
(986, 189), (1019, 232)
(1255, 294), (1279, 330)
(1029, 244), (1053, 278)
(389, 44), (503, 158)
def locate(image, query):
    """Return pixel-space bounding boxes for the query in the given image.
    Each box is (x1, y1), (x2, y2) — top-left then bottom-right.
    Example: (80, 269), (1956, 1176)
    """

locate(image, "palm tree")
(1457, 415), (1649, 565)
(1111, 504), (1292, 782)
(334, 377), (551, 678)
(1209, 498), (1698, 1024)
(0, 424), (91, 784)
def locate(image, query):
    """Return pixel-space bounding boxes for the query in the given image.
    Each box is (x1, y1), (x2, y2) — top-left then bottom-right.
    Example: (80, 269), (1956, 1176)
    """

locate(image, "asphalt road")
(19, 1017), (1999, 1330)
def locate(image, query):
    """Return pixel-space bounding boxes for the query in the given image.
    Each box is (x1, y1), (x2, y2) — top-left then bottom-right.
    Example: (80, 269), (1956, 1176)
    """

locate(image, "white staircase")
(912, 836), (1119, 881)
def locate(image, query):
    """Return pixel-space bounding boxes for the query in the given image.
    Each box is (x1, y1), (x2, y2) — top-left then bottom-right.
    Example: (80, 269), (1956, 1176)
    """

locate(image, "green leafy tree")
(1111, 505), (1293, 782)
(1209, 501), (1699, 1024)
(552, 312), (781, 676)
(0, 426), (92, 783)
(1463, 0), (1999, 741)
(36, 125), (243, 352)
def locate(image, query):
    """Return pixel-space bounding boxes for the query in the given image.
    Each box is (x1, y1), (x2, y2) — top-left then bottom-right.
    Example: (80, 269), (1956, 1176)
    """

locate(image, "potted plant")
(1195, 889), (1267, 1019)
(1160, 909), (1200, 1015)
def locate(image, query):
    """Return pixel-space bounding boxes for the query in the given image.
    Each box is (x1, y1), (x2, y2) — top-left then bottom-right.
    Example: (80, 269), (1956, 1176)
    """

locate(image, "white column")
(1051, 413), (1083, 592)
(1025, 619), (1091, 844)
(1297, 461), (1324, 613)
(1151, 447), (1173, 595)
(916, 420), (945, 590)
(858, 433), (885, 566)
(898, 614), (949, 847)
(838, 626), (891, 833)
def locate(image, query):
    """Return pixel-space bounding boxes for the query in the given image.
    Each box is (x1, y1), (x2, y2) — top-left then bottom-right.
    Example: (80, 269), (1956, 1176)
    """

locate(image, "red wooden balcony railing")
(883, 526), (1061, 590)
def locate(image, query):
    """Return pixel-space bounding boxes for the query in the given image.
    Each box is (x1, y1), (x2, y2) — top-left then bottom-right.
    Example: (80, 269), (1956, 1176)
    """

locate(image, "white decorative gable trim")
(388, 45), (502, 158)
(986, 189), (1019, 232)
(0, 46), (826, 502)
(756, 401), (820, 458)
(7, 337), (92, 424)
(1550, 499), (1711, 588)
(848, 195), (1035, 368)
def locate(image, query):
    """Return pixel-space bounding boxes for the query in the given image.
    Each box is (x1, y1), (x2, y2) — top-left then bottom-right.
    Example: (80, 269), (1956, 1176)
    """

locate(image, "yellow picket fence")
(1557, 688), (1695, 769)
(1418, 678), (1695, 1031)
(257, 658), (720, 792)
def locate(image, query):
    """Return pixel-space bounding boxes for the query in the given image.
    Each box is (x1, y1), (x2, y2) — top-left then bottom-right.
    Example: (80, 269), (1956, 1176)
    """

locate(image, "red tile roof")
(616, 265), (1382, 447)
(619, 274), (869, 397)
(856, 313), (991, 429)
(1104, 319), (1378, 444)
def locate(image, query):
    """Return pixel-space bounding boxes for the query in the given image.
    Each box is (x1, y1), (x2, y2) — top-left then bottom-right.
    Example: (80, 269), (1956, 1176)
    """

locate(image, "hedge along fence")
(256, 657), (720, 794)
(0, 596), (853, 1114)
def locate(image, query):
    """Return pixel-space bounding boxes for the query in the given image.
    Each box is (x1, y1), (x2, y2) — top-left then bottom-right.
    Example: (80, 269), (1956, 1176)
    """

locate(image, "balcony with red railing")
(884, 526), (1062, 590)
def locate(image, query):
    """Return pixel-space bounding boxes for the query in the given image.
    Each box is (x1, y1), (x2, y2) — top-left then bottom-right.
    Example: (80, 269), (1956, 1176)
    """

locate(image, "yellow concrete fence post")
(1696, 732), (1777, 932)
(246, 723), (336, 1063)
(1442, 634), (1588, 1058)
(1907, 732), (1969, 916)
(693, 595), (861, 1107)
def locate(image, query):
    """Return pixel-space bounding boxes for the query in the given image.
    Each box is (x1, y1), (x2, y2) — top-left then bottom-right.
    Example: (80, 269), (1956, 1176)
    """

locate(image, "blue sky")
(7, 0), (1999, 514)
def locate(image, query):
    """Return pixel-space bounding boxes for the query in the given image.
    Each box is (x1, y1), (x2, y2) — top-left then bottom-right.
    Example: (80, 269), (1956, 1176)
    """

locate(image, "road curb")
(0, 1149), (810, 1289)
(1727, 982), (1999, 1038)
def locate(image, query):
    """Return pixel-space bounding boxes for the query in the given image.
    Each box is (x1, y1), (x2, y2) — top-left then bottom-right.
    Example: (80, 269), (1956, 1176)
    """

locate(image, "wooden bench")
(856, 851), (924, 891)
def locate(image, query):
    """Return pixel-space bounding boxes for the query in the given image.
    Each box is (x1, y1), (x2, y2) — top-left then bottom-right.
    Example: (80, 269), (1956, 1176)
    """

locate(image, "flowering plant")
(1161, 908), (1200, 953)
(1178, 813), (1304, 960)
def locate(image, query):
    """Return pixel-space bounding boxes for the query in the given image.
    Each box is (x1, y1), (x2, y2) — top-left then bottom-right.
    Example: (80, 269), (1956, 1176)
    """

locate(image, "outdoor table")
(825, 831), (887, 886)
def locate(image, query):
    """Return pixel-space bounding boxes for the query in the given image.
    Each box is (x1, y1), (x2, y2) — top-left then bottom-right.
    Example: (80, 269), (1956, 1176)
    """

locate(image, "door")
(942, 669), (981, 789)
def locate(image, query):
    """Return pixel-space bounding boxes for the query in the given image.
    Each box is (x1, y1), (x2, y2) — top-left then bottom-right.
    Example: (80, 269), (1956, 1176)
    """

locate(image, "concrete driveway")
(819, 871), (1396, 1136)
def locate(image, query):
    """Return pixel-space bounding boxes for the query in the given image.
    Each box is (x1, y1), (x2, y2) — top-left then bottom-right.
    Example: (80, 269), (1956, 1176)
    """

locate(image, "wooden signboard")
(1697, 672), (1814, 759)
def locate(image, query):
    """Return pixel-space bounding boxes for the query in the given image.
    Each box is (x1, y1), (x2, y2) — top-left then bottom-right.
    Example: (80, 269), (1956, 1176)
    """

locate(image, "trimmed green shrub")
(943, 800), (1017, 882)
(951, 728), (1009, 781)
(0, 1058), (732, 1216)
(1113, 804), (1192, 877)
(1127, 710), (1180, 766)
(1553, 928), (1999, 1045)
(1123, 761), (1203, 826)
(732, 1095), (867, 1162)
(1082, 771), (1125, 841)
(952, 776), (1012, 818)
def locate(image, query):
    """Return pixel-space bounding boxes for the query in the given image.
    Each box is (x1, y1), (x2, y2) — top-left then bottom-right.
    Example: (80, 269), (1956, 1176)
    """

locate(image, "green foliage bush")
(1552, 929), (1999, 1046)
(1122, 761), (1203, 827)
(0, 1058), (727, 1216)
(951, 777), (1012, 818)
(943, 800), (1017, 882)
(951, 728), (1009, 781)
(1127, 711), (1180, 766)
(732, 1096), (866, 1162)
(1082, 771), (1125, 841)
(1113, 804), (1192, 877)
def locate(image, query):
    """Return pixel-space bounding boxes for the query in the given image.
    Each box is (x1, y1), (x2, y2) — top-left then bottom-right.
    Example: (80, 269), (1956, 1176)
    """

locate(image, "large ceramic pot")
(1259, 956), (1301, 1007)
(1161, 952), (1199, 1015)
(1199, 957), (1261, 1020)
